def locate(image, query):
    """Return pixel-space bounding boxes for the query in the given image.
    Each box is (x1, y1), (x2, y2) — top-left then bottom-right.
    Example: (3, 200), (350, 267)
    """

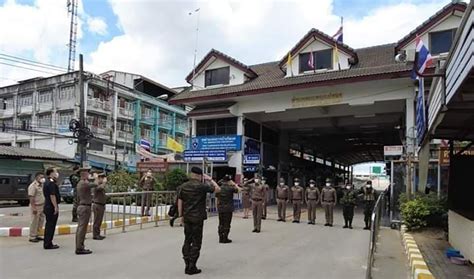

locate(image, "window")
(0, 118), (13, 130)
(204, 67), (230, 87)
(19, 117), (32, 130)
(299, 49), (333, 73)
(430, 29), (456, 55)
(38, 114), (52, 128)
(18, 141), (30, 148)
(2, 97), (14, 109)
(142, 106), (153, 119)
(59, 85), (75, 100)
(19, 94), (33, 106)
(38, 90), (53, 103)
(196, 117), (237, 136)
(244, 119), (260, 140)
(141, 127), (152, 139)
(58, 111), (74, 126)
(0, 178), (10, 185)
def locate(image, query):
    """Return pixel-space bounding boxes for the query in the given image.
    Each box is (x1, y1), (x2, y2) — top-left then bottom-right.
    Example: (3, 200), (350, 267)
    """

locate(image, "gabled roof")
(396, 1), (467, 51)
(0, 146), (71, 161)
(278, 28), (358, 68)
(171, 44), (411, 105)
(185, 49), (258, 83)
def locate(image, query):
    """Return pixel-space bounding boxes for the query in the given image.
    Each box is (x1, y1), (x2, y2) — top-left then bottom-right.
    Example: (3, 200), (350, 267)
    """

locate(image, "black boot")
(364, 221), (369, 230)
(186, 260), (202, 275)
(223, 232), (232, 243)
(184, 258), (190, 274)
(343, 219), (348, 228)
(349, 219), (353, 229)
(219, 234), (225, 243)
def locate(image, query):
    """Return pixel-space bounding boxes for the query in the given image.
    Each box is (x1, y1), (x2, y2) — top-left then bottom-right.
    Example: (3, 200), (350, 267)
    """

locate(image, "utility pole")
(79, 54), (87, 166)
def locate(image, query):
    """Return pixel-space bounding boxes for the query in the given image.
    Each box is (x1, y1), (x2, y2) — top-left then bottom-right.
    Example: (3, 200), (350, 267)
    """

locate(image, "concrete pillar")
(278, 130), (289, 183)
(406, 97), (415, 154)
(234, 116), (244, 180)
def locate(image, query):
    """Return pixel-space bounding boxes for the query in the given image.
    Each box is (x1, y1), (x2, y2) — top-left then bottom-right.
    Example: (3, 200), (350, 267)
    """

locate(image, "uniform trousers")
(252, 200), (263, 230)
(76, 205), (91, 251)
(29, 204), (45, 239)
(292, 200), (302, 221)
(307, 200), (318, 223)
(43, 206), (58, 248)
(182, 219), (204, 263)
(218, 212), (233, 237)
(92, 203), (105, 237)
(277, 198), (287, 220)
(322, 202), (335, 225)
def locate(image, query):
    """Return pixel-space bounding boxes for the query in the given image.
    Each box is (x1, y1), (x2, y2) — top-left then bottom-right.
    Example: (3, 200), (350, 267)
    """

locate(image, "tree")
(164, 168), (188, 191)
(108, 170), (137, 193)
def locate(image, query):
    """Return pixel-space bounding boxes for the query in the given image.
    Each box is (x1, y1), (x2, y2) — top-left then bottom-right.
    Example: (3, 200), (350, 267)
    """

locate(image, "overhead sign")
(183, 149), (227, 162)
(384, 145), (403, 156)
(292, 92), (342, 108)
(416, 80), (426, 146)
(190, 135), (242, 151)
(371, 166), (382, 174)
(243, 165), (258, 172)
(439, 147), (474, 166)
(136, 160), (168, 173)
(243, 154), (260, 164)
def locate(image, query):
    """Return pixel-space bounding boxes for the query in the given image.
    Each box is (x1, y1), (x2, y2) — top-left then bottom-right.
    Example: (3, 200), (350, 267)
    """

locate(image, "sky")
(0, 0), (454, 88)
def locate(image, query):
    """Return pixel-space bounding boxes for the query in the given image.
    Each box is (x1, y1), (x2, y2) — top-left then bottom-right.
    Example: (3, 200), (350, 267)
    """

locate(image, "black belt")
(79, 203), (91, 206)
(93, 202), (105, 206)
(252, 199), (262, 201)
(277, 197), (288, 199)
(308, 199), (317, 200)
(292, 199), (301, 201)
(323, 200), (334, 202)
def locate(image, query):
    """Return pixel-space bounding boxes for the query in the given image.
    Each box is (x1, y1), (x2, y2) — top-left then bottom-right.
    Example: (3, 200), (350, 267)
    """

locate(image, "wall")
(285, 38), (352, 78)
(401, 13), (463, 53)
(449, 210), (474, 262)
(192, 58), (246, 90)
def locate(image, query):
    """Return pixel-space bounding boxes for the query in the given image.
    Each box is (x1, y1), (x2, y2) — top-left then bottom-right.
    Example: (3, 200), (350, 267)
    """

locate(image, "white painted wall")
(102, 71), (140, 89)
(284, 38), (352, 78)
(192, 58), (246, 90)
(449, 210), (474, 263)
(401, 13), (463, 54)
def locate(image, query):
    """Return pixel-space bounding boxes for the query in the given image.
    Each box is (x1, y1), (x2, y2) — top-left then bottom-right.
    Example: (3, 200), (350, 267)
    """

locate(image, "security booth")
(423, 2), (473, 263)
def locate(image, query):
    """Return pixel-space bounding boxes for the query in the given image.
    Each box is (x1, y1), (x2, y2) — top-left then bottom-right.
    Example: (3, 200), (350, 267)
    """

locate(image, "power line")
(0, 53), (67, 71)
(0, 62), (60, 75)
(0, 57), (65, 73)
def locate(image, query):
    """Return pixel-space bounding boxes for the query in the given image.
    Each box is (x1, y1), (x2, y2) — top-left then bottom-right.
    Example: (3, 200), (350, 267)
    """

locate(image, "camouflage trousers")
(182, 220), (204, 263)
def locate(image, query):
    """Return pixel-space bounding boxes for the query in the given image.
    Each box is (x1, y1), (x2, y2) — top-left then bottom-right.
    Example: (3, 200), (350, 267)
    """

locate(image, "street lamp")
(157, 94), (168, 100)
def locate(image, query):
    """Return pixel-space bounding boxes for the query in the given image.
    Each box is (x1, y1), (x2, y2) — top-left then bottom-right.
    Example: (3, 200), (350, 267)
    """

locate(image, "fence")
(365, 191), (386, 279)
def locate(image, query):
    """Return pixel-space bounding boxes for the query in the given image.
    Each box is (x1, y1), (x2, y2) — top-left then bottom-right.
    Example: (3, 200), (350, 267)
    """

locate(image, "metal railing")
(98, 191), (176, 234)
(366, 191), (386, 279)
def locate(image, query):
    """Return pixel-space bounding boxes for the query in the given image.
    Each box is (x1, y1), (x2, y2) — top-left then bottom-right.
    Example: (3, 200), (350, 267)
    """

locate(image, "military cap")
(243, 177), (249, 181)
(190, 166), (203, 175)
(79, 162), (92, 172)
(325, 178), (333, 183)
(366, 180), (372, 185)
(279, 177), (285, 182)
(309, 179), (315, 183)
(294, 177), (300, 182)
(98, 172), (107, 178)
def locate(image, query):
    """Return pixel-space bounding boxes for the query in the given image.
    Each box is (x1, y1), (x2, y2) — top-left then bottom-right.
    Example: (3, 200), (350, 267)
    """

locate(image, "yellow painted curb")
(101, 222), (107, 229)
(141, 217), (149, 223)
(129, 218), (137, 225)
(154, 216), (160, 221)
(114, 220), (123, 227)
(416, 272), (434, 279)
(57, 225), (71, 235)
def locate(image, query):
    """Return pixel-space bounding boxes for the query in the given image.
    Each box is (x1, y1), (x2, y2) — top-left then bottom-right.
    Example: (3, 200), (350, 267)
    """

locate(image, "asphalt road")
(0, 206), (371, 279)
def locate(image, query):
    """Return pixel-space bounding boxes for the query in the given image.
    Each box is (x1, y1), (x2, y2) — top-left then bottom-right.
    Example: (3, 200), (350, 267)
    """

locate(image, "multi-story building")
(0, 70), (188, 171)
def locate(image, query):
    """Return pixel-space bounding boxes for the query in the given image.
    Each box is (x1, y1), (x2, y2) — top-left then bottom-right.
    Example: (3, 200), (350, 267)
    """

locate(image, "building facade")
(171, 2), (466, 187)
(0, 71), (187, 171)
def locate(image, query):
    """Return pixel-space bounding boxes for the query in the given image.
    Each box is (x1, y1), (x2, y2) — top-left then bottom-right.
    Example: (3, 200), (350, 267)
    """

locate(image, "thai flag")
(412, 35), (433, 79)
(333, 26), (343, 43)
(140, 138), (151, 151)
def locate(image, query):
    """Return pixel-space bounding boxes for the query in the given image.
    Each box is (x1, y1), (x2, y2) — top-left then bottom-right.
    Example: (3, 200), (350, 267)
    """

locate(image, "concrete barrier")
(400, 225), (435, 279)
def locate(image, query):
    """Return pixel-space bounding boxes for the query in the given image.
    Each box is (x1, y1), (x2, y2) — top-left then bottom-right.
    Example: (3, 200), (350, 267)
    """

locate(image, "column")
(134, 100), (141, 144)
(153, 106), (159, 152)
(234, 116), (244, 180)
(278, 130), (289, 183)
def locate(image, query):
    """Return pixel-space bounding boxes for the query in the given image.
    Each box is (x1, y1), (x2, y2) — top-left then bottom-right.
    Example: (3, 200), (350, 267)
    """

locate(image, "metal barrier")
(99, 191), (177, 234)
(365, 191), (386, 279)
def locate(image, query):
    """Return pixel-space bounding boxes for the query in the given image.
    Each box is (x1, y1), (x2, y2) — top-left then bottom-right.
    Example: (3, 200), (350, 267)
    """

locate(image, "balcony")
(158, 119), (172, 129)
(90, 126), (109, 139)
(0, 108), (14, 118)
(18, 105), (33, 115)
(87, 97), (110, 115)
(117, 130), (134, 142)
(37, 102), (53, 112)
(118, 107), (134, 119)
(140, 114), (154, 125)
(175, 123), (187, 134)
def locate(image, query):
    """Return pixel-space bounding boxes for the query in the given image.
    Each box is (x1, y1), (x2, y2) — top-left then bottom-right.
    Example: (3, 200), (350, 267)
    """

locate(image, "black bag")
(168, 203), (177, 217)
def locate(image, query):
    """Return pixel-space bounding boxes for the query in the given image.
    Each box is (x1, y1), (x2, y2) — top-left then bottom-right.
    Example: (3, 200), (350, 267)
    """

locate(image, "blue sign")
(416, 79), (426, 146)
(190, 135), (242, 151)
(243, 166), (258, 172)
(183, 149), (227, 162)
(243, 154), (260, 164)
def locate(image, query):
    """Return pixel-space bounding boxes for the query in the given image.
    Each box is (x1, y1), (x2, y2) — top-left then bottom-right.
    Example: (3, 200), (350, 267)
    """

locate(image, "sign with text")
(384, 145), (403, 156)
(136, 160), (168, 173)
(183, 149), (227, 162)
(292, 92), (342, 108)
(190, 135), (242, 151)
(439, 147), (474, 166)
(243, 154), (260, 164)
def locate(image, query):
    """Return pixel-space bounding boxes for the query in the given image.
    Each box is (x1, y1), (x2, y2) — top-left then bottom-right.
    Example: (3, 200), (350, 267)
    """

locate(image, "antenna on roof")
(189, 8), (201, 88)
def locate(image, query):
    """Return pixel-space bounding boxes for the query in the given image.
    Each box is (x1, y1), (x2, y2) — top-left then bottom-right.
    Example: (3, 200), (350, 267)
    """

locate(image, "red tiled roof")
(185, 49), (258, 83)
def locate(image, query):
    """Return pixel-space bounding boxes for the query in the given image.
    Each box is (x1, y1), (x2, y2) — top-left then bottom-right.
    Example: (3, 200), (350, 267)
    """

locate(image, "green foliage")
(163, 168), (188, 191)
(107, 170), (138, 193)
(399, 192), (448, 230)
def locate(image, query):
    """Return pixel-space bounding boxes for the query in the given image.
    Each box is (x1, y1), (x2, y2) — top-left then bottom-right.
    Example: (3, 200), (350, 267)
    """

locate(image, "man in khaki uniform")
(276, 178), (289, 222)
(291, 178), (304, 223)
(92, 173), (107, 240)
(28, 172), (46, 243)
(250, 176), (265, 233)
(75, 165), (98, 255)
(305, 179), (320, 225)
(261, 177), (269, 220)
(321, 178), (337, 227)
(139, 169), (156, 216)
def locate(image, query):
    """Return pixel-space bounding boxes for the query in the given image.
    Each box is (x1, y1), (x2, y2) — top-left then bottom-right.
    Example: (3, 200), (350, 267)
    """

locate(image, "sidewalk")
(411, 228), (474, 279)
(372, 227), (409, 279)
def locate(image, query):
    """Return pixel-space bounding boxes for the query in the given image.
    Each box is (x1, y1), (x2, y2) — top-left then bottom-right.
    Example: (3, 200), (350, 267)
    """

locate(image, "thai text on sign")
(292, 92), (342, 108)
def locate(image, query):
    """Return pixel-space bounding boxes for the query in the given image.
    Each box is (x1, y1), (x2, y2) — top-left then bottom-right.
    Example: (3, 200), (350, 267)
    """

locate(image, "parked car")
(0, 174), (32, 206)
(59, 178), (74, 204)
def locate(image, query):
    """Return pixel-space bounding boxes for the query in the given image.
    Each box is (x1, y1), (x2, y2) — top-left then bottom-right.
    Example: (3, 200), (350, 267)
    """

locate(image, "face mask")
(346, 186), (351, 190)
(367, 185), (372, 188)
(310, 184), (315, 187)
(279, 182), (284, 186)
(295, 183), (300, 186)
(254, 179), (260, 183)
(39, 178), (46, 183)
(102, 178), (107, 184)
(326, 183), (331, 187)
(262, 181), (266, 185)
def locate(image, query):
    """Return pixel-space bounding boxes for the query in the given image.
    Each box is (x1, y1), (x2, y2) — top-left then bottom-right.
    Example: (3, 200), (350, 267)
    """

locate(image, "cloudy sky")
(0, 0), (454, 88)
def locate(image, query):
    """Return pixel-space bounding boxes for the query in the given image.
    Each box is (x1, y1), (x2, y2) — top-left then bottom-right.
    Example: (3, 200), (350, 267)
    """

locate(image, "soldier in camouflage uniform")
(178, 167), (221, 275)
(69, 166), (80, 222)
(340, 183), (357, 229)
(216, 175), (242, 243)
(360, 180), (376, 230)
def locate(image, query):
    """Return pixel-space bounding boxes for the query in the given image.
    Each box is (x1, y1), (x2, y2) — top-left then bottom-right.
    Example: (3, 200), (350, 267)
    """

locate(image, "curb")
(400, 225), (435, 279)
(0, 215), (169, 237)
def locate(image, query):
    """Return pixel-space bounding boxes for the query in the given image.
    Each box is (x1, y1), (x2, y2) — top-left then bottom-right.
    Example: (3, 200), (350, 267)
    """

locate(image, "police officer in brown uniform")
(75, 165), (98, 255)
(321, 178), (337, 227)
(28, 172), (45, 243)
(249, 176), (265, 233)
(216, 175), (241, 243)
(92, 173), (107, 240)
(305, 179), (320, 225)
(261, 177), (269, 220)
(139, 169), (156, 216)
(291, 178), (304, 223)
(241, 178), (251, 219)
(177, 167), (220, 275)
(276, 178), (289, 222)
